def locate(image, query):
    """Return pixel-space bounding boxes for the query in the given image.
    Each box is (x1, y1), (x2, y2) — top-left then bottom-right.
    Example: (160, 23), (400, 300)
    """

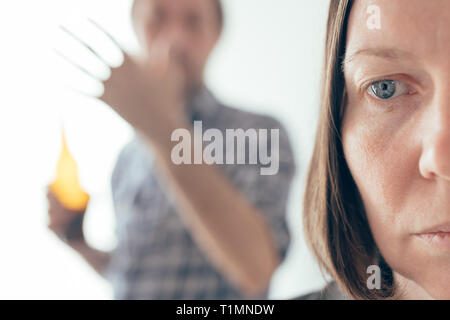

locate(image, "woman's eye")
(367, 80), (410, 100)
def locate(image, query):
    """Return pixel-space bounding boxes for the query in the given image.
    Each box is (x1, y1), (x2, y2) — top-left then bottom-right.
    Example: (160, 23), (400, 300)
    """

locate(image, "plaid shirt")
(106, 88), (295, 299)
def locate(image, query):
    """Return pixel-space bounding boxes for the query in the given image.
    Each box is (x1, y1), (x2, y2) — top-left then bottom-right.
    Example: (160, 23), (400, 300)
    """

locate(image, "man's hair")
(131, 0), (224, 30)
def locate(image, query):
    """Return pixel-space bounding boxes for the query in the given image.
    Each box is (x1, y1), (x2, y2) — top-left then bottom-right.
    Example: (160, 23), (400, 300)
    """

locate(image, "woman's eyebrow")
(342, 47), (415, 70)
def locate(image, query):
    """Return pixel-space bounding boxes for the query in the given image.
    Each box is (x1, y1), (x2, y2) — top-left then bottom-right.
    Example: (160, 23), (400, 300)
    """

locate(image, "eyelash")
(362, 78), (417, 107)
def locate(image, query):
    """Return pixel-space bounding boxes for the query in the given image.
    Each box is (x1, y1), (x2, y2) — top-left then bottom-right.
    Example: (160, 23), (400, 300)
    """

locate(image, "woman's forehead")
(346, 0), (450, 63)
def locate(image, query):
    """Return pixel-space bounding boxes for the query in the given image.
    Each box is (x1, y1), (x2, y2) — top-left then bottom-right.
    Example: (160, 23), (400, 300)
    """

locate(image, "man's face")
(133, 0), (221, 91)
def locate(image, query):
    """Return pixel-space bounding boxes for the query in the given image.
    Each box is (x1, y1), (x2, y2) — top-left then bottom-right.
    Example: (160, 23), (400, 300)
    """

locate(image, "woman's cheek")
(342, 104), (413, 242)
(342, 103), (395, 210)
(342, 103), (424, 279)
(342, 97), (420, 218)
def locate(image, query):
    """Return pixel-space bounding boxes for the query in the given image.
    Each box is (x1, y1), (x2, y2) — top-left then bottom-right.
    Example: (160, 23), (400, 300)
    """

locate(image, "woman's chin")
(424, 285), (450, 300)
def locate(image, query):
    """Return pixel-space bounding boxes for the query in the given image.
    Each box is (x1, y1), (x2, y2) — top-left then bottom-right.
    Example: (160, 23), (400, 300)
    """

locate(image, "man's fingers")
(53, 48), (105, 98)
(46, 188), (54, 200)
(47, 222), (65, 239)
(46, 190), (66, 215)
(54, 48), (102, 82)
(87, 18), (125, 55)
(46, 190), (59, 206)
(147, 41), (185, 81)
(147, 41), (170, 76)
(59, 25), (112, 69)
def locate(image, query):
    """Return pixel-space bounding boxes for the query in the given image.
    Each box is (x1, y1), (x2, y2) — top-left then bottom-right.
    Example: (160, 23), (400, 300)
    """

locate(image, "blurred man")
(47, 0), (295, 299)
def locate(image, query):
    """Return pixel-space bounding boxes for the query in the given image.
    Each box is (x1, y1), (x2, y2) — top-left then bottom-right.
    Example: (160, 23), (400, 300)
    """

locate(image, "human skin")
(342, 0), (450, 299)
(132, 0), (220, 95)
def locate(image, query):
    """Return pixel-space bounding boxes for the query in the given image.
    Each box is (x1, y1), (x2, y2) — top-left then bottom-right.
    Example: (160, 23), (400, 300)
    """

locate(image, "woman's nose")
(419, 85), (450, 180)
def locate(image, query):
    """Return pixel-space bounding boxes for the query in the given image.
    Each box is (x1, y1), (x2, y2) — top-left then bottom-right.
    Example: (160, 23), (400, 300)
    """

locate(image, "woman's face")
(342, 0), (450, 299)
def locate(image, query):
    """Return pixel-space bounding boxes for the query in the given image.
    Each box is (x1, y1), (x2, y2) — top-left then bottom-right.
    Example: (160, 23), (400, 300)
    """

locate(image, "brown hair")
(131, 0), (224, 30)
(303, 0), (396, 300)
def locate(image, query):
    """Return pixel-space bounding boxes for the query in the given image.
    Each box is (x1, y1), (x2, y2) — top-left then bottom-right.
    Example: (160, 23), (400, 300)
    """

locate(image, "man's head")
(131, 0), (223, 92)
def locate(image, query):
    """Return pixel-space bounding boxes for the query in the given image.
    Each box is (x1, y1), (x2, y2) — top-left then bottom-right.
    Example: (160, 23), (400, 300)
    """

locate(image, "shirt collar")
(185, 87), (221, 123)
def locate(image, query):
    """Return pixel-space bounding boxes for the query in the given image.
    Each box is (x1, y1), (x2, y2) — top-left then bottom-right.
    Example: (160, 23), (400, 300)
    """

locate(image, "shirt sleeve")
(228, 118), (296, 263)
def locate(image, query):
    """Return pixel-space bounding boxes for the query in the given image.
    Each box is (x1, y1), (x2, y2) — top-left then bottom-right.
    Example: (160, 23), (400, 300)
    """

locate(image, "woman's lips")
(415, 223), (450, 251)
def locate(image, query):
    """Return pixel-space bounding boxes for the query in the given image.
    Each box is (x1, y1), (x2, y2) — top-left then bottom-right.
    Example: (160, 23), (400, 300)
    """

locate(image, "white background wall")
(0, 0), (330, 299)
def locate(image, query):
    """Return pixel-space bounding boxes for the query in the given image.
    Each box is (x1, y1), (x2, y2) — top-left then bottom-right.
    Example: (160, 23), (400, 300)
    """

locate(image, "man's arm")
(68, 240), (111, 277)
(47, 191), (111, 278)
(144, 125), (290, 297)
